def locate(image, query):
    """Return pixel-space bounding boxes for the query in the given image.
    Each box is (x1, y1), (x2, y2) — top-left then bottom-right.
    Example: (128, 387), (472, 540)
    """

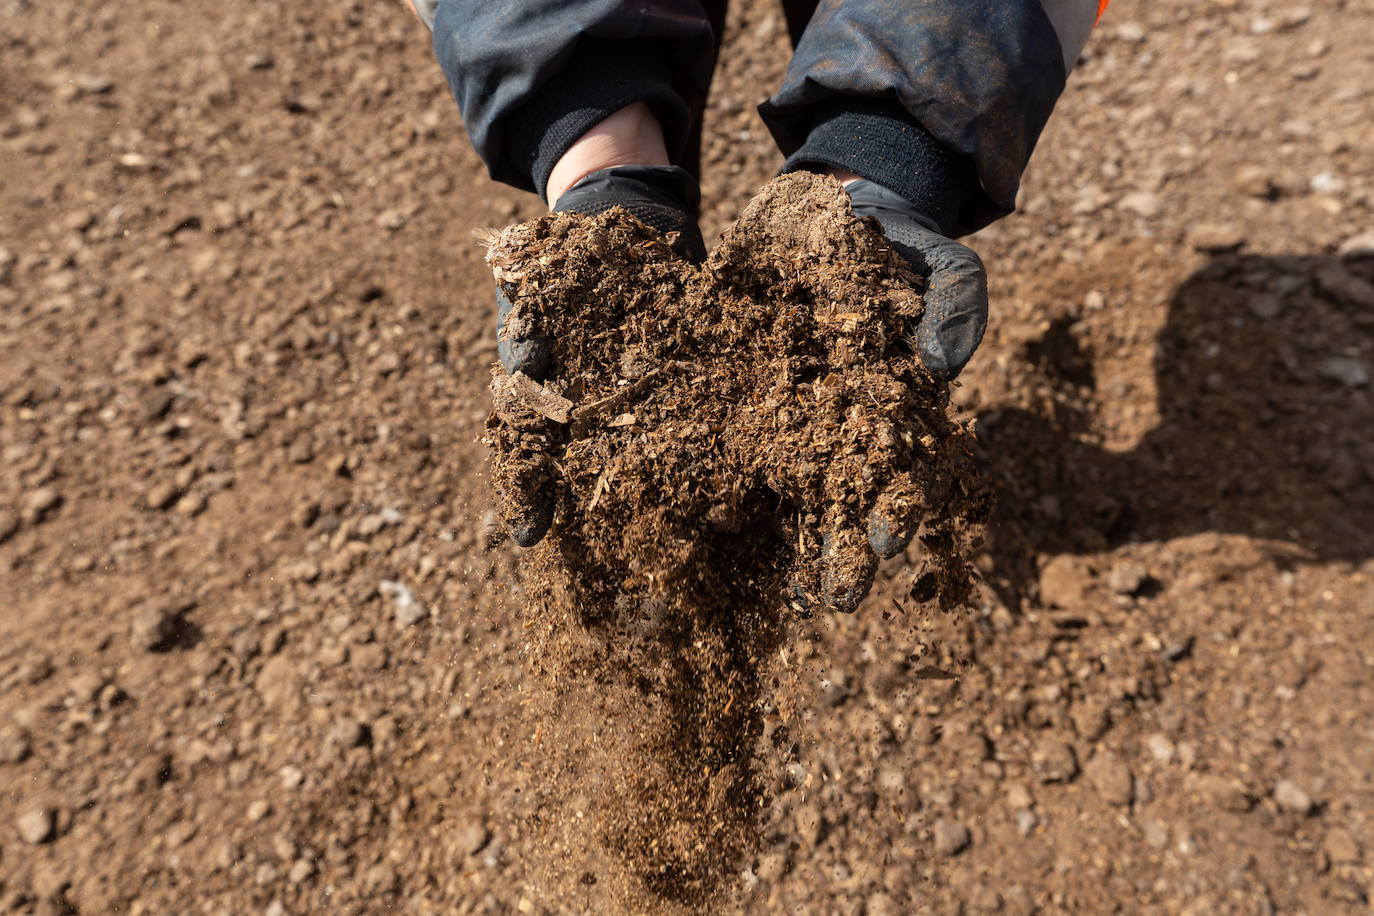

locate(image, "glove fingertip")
(825, 565), (876, 613)
(510, 497), (554, 548)
(496, 286), (553, 380)
(867, 511), (912, 560)
(498, 334), (552, 381)
(917, 313), (982, 380)
(917, 336), (959, 381)
(821, 534), (879, 614)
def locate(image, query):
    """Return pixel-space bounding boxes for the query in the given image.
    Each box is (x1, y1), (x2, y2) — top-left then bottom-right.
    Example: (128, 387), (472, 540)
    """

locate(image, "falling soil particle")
(483, 173), (989, 901)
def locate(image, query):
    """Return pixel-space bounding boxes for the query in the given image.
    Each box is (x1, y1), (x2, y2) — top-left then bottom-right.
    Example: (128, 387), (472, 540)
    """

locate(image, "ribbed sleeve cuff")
(781, 98), (977, 238)
(501, 39), (690, 202)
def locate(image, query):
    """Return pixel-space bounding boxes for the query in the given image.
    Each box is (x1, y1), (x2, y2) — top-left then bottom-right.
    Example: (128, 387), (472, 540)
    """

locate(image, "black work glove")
(844, 178), (988, 381)
(495, 164), (705, 546)
(793, 178), (989, 613)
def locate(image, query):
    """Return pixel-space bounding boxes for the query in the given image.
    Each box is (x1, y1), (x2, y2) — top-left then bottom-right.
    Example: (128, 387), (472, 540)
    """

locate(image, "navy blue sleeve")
(426, 0), (1098, 232)
(758, 0), (1070, 235)
(431, 0), (716, 200)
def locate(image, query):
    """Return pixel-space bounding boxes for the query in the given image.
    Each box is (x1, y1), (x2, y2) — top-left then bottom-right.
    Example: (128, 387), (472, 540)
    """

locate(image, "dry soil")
(2, 0), (1374, 913)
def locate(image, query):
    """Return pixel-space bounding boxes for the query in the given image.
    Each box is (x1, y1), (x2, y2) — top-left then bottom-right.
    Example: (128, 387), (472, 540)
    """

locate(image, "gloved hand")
(844, 178), (988, 381)
(799, 178), (989, 613)
(495, 164), (705, 546)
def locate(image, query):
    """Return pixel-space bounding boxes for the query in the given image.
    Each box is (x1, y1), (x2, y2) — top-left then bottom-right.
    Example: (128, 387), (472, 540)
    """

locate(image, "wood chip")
(510, 372), (573, 423)
(569, 361), (696, 434)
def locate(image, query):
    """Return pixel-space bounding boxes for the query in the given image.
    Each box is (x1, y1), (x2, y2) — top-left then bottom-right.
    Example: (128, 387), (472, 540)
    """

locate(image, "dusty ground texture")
(2, 0), (1373, 913)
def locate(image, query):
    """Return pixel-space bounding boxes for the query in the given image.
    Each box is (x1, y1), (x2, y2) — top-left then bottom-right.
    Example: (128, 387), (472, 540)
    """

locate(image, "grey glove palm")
(844, 178), (988, 380)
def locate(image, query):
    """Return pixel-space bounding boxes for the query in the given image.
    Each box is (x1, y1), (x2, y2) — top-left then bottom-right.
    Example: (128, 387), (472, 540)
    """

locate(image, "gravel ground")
(1, 0), (1372, 913)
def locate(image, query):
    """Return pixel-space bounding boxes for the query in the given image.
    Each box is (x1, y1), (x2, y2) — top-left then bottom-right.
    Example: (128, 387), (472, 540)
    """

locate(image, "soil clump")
(486, 172), (987, 616)
(483, 173), (988, 897)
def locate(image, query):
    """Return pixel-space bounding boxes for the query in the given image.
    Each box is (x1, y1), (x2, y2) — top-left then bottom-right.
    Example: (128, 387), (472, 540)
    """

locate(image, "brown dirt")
(3, 0), (1374, 914)
(487, 173), (983, 614)
(482, 173), (986, 903)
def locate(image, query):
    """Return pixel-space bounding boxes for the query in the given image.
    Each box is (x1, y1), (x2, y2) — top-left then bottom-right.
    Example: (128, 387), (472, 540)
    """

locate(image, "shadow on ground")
(979, 251), (1374, 603)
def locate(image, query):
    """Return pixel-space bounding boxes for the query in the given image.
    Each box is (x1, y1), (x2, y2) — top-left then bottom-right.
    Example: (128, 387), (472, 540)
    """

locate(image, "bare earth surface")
(2, 0), (1373, 913)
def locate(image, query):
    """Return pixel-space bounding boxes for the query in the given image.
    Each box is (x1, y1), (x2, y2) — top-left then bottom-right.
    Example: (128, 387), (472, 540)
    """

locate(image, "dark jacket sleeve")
(431, 0), (716, 200)
(759, 0), (1093, 235)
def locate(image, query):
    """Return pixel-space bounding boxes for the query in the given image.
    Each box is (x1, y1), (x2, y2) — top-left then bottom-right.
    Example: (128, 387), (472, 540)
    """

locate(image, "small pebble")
(1317, 356), (1370, 388)
(1274, 779), (1314, 815)
(1071, 699), (1111, 741)
(1337, 230), (1374, 260)
(1115, 22), (1147, 42)
(1324, 828), (1361, 864)
(381, 580), (429, 628)
(131, 601), (190, 652)
(1084, 753), (1133, 806)
(292, 499), (320, 528)
(1233, 165), (1277, 198)
(932, 818), (971, 856)
(365, 861), (398, 892)
(1276, 6), (1312, 30)
(456, 821), (490, 856)
(1039, 555), (1091, 609)
(22, 487), (63, 524)
(355, 514), (387, 538)
(279, 765), (304, 790)
(0, 727), (31, 764)
(1146, 733), (1175, 764)
(145, 480), (181, 511)
(376, 211), (407, 232)
(1316, 264), (1374, 308)
(18, 806), (56, 844)
(328, 717), (369, 750)
(1310, 171), (1346, 195)
(1031, 736), (1079, 783)
(1195, 773), (1253, 812)
(349, 642), (387, 672)
(1187, 223), (1245, 253)
(174, 492), (207, 516)
(1107, 560), (1150, 596)
(1141, 819), (1169, 850)
(1119, 191), (1163, 219)
(288, 859), (315, 883)
(74, 73), (114, 94)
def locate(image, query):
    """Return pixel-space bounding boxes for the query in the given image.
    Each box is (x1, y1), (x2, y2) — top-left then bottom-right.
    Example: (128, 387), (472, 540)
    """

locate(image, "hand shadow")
(975, 250), (1374, 605)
